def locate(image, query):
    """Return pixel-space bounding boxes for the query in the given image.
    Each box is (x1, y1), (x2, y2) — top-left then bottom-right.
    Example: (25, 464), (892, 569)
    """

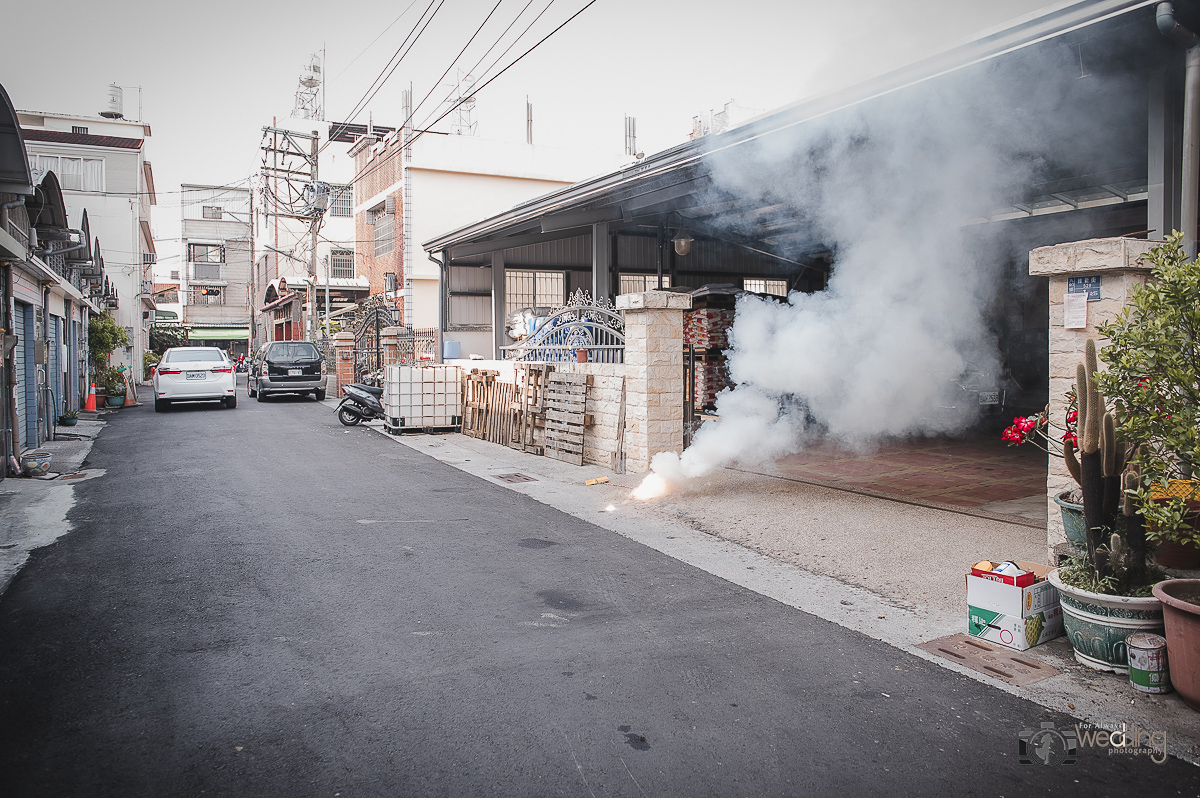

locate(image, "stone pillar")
(331, 331), (355, 396)
(380, 326), (402, 365)
(1028, 237), (1155, 556)
(615, 290), (690, 473)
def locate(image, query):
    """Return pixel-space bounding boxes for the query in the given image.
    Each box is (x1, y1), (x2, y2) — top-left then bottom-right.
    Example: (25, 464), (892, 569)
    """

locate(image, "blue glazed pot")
(20, 450), (52, 477)
(1053, 490), (1087, 548)
(1048, 569), (1164, 674)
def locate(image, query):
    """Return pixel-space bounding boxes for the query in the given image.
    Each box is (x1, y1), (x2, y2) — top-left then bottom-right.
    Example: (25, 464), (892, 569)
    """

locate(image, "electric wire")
(346, 0), (597, 191)
(330, 0), (424, 82)
(335, 0), (445, 138)
(400, 0), (507, 146)
(411, 0), (598, 147)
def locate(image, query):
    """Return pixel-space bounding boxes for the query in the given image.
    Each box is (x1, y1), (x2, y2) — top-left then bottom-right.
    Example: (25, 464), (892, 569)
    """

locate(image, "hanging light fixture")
(672, 229), (693, 256)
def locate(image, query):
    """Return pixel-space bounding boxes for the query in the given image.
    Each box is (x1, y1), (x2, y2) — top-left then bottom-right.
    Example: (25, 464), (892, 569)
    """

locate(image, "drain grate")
(916, 633), (1061, 686)
(495, 473), (537, 483)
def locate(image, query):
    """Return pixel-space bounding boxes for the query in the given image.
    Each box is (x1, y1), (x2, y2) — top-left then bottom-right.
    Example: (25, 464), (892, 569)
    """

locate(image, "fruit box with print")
(966, 561), (1063, 650)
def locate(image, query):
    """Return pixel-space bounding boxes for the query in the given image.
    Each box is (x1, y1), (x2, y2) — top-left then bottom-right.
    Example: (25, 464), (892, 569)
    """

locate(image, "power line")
(411, 0), (598, 147)
(402, 0), (506, 142)
(330, 0), (424, 82)
(337, 0), (445, 133)
(347, 0), (598, 191)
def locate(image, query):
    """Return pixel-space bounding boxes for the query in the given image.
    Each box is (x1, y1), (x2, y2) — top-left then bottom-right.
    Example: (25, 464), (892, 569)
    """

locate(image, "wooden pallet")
(462, 369), (521, 446)
(544, 372), (591, 466)
(512, 364), (551, 455)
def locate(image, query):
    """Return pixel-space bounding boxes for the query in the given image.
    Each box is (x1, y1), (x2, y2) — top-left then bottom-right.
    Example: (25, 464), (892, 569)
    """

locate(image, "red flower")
(1066, 410), (1078, 424)
(1062, 431), (1078, 446)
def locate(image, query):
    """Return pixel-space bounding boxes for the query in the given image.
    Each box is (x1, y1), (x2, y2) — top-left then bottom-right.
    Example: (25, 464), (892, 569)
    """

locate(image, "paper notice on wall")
(1064, 291), (1088, 329)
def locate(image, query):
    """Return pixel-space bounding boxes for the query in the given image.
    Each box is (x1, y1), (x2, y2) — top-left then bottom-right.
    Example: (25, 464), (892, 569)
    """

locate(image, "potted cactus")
(1047, 339), (1164, 673)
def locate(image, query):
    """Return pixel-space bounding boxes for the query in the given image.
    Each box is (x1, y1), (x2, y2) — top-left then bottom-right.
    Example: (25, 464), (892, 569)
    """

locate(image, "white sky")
(0, 0), (1052, 246)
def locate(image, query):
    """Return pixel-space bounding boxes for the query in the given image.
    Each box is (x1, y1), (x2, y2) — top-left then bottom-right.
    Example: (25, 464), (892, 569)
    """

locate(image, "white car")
(152, 346), (237, 412)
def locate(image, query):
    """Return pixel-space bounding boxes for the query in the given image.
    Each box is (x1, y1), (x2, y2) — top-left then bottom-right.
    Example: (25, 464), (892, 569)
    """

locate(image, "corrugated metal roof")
(423, 0), (1157, 255)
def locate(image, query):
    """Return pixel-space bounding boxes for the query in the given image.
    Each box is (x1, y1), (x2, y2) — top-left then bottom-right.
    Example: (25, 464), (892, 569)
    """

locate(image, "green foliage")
(1097, 232), (1200, 547)
(87, 312), (129, 366)
(100, 366), (127, 395)
(143, 351), (161, 380)
(149, 324), (187, 355)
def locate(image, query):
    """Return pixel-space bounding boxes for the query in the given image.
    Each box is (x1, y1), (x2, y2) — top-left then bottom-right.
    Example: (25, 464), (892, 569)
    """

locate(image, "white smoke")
(651, 45), (1135, 482)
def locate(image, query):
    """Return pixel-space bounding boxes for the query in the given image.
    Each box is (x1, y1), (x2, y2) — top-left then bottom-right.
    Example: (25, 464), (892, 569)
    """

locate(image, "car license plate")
(186, 371), (205, 381)
(288, 368), (302, 376)
(978, 391), (1000, 405)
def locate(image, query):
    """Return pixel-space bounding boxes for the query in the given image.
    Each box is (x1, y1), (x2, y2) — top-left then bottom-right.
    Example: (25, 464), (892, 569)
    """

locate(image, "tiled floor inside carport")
(749, 436), (1047, 524)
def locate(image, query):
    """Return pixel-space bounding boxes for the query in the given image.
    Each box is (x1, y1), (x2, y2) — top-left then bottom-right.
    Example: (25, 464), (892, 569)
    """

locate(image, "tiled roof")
(21, 129), (143, 150)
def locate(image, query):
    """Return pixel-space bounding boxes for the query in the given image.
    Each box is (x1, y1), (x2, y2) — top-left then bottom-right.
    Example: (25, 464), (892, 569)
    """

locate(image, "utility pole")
(309, 131), (318, 341)
(258, 125), (321, 341)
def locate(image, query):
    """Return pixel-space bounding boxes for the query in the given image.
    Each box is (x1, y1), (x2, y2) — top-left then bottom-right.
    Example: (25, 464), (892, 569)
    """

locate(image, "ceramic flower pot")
(1047, 569), (1164, 673)
(1053, 490), (1087, 549)
(1156, 540), (1200, 570)
(58, 416), (78, 427)
(19, 450), (52, 477)
(1152, 580), (1200, 712)
(105, 395), (125, 408)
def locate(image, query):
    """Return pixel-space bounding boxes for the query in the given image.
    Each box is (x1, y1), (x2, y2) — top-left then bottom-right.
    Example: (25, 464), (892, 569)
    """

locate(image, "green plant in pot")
(100, 366), (127, 407)
(1097, 232), (1200, 569)
(1048, 339), (1164, 673)
(1093, 231), (1200, 709)
(58, 408), (78, 427)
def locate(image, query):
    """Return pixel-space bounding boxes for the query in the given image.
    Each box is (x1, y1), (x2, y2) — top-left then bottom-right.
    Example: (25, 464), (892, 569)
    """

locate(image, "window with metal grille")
(505, 270), (564, 317)
(188, 286), (224, 305)
(72, 126), (88, 135)
(330, 249), (353, 279)
(329, 185), (353, 217)
(373, 206), (394, 257)
(193, 263), (221, 280)
(189, 243), (224, 263)
(743, 278), (788, 297)
(202, 206), (223, 220)
(619, 273), (671, 294)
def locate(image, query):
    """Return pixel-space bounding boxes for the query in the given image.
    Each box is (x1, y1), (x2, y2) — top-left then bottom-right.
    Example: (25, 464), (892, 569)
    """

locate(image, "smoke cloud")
(652, 42), (1139, 481)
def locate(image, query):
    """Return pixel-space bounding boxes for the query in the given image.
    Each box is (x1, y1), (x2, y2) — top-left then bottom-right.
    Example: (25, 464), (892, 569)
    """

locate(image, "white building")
(17, 105), (156, 378)
(253, 119), (366, 347)
(180, 184), (251, 356)
(350, 128), (626, 355)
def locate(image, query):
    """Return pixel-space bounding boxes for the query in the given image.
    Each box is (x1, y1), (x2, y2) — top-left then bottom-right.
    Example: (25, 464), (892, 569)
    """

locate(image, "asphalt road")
(0, 390), (1196, 797)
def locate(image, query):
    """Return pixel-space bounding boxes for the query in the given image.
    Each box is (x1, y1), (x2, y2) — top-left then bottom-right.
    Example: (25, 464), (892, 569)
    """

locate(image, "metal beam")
(491, 250), (506, 358)
(541, 206), (625, 233)
(592, 221), (612, 303)
(448, 227), (590, 260)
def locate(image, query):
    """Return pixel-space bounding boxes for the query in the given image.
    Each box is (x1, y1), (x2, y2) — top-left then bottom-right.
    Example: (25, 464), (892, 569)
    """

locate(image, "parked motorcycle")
(336, 383), (385, 426)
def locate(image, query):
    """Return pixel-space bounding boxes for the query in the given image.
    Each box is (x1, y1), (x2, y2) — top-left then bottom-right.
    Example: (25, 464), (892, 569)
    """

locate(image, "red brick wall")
(353, 137), (406, 325)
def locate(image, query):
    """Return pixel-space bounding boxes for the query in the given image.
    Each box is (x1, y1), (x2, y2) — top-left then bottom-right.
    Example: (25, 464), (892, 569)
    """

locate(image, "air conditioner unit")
(142, 253), (157, 265)
(384, 195), (395, 214)
(141, 280), (154, 294)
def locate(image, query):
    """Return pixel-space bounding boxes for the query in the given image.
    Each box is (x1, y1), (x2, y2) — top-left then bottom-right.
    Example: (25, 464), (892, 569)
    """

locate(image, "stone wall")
(442, 288), (690, 473)
(1028, 237), (1154, 554)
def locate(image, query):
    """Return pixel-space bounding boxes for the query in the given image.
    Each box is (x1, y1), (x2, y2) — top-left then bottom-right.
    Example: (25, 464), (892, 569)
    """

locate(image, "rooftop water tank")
(99, 83), (123, 119)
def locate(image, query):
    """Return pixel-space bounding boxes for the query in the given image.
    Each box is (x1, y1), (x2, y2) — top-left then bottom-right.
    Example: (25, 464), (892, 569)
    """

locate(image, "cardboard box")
(966, 560), (1063, 650)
